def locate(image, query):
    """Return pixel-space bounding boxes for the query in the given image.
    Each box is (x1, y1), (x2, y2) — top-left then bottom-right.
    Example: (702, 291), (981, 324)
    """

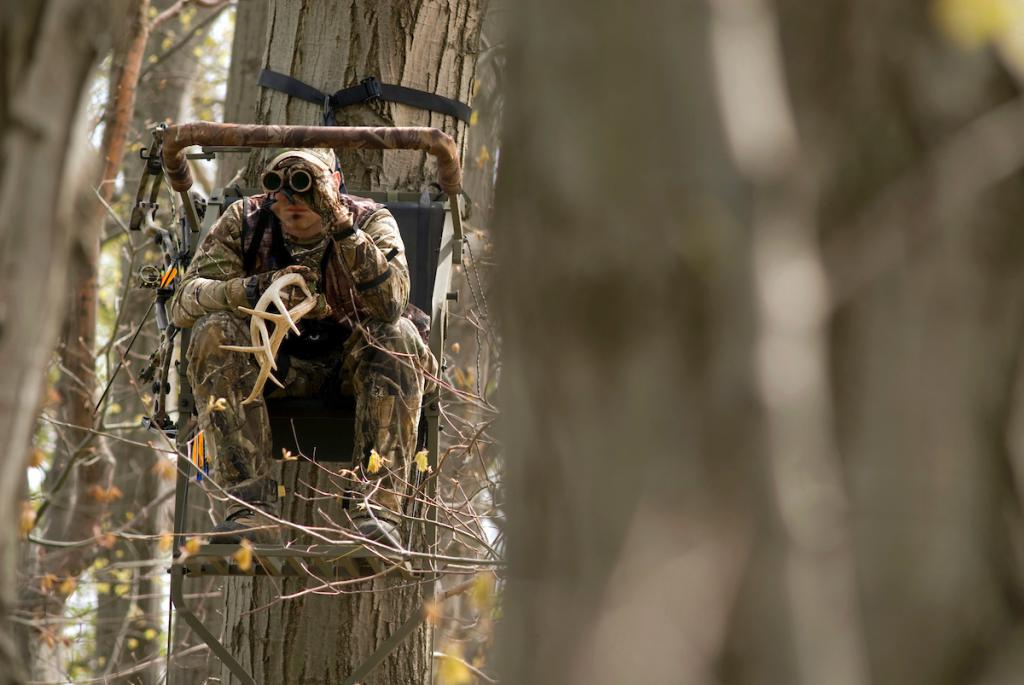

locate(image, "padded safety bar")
(161, 122), (463, 195)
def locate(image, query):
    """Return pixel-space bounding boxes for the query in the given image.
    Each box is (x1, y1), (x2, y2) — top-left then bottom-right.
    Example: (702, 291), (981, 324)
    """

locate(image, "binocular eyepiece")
(261, 167), (314, 195)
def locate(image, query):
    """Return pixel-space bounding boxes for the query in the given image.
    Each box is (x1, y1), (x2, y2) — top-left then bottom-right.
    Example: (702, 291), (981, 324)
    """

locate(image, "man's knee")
(188, 312), (254, 387)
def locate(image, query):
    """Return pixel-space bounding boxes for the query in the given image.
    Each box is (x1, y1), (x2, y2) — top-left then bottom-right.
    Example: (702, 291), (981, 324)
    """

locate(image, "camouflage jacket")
(169, 193), (410, 330)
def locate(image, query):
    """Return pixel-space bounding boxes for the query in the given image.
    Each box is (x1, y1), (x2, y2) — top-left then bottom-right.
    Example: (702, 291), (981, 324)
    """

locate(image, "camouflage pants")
(187, 311), (436, 522)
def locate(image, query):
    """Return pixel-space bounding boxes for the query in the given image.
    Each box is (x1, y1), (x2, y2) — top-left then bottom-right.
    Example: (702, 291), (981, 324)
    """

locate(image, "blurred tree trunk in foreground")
(776, 2), (1024, 684)
(497, 1), (1024, 684)
(0, 2), (112, 683)
(494, 0), (774, 682)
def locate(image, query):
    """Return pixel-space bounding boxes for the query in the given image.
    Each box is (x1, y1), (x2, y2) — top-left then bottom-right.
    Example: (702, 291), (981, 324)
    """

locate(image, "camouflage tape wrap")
(162, 122), (462, 196)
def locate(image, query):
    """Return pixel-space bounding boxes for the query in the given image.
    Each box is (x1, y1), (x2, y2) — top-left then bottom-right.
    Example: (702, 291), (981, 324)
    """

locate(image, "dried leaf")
(158, 532), (174, 553)
(28, 449), (46, 468)
(40, 573), (57, 593)
(208, 396), (228, 412)
(153, 459), (176, 482)
(98, 533), (117, 549)
(281, 448), (297, 461)
(58, 577), (77, 596)
(20, 501), (36, 538)
(450, 342), (461, 354)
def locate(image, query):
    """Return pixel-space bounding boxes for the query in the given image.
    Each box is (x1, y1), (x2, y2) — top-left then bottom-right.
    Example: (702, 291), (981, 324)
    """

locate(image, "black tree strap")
(258, 69), (472, 124)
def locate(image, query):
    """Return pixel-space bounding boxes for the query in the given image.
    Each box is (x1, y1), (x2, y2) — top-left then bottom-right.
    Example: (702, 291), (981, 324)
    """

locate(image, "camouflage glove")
(242, 265), (331, 319)
(303, 162), (353, 235)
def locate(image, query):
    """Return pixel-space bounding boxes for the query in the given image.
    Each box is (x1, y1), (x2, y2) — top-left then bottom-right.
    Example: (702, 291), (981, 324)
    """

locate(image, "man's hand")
(244, 265), (324, 311)
(304, 163), (352, 232)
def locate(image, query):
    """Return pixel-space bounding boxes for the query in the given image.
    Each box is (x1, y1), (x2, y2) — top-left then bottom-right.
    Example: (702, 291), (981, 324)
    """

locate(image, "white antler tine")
(220, 344), (264, 353)
(227, 271), (315, 402)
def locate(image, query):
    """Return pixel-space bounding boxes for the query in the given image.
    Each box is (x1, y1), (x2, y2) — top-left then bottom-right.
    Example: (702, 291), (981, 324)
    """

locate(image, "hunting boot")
(209, 478), (282, 545)
(210, 504), (281, 545)
(352, 516), (403, 548)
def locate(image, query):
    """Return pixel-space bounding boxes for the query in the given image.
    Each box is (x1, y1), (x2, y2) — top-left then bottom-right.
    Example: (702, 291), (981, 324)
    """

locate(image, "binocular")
(261, 167), (314, 195)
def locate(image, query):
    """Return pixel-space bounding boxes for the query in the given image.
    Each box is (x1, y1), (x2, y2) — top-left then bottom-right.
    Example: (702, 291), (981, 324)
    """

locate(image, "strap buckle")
(360, 76), (382, 102)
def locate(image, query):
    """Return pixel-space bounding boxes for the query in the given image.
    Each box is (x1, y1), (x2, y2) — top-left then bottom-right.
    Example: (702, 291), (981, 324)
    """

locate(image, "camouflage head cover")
(266, 147), (338, 174)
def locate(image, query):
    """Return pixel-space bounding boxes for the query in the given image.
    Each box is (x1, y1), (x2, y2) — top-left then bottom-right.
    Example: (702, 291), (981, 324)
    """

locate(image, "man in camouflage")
(169, 148), (437, 546)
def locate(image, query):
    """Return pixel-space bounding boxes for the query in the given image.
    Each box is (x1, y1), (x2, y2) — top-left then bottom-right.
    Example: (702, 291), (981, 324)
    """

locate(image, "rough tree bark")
(212, 2), (486, 683)
(0, 2), (112, 683)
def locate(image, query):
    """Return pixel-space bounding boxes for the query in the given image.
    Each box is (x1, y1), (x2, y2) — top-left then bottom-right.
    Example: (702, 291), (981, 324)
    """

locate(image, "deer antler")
(220, 272), (318, 404)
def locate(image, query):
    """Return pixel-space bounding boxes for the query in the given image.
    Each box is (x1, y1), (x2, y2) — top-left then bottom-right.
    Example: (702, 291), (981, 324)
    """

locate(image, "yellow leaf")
(153, 459), (176, 482)
(158, 532), (174, 553)
(424, 599), (443, 626)
(96, 582), (111, 595)
(143, 628), (157, 641)
(28, 449), (46, 468)
(469, 110), (479, 126)
(437, 645), (472, 685)
(415, 449), (432, 474)
(114, 584), (130, 597)
(124, 511), (134, 521)
(233, 539), (253, 571)
(179, 536), (205, 560)
(474, 145), (491, 169)
(115, 549), (125, 559)
(20, 501), (36, 538)
(470, 573), (495, 612)
(367, 448), (385, 474)
(934, 0), (1015, 48)
(126, 638), (139, 650)
(191, 46), (202, 59)
(40, 573), (57, 593)
(58, 577), (77, 596)
(93, 557), (109, 570)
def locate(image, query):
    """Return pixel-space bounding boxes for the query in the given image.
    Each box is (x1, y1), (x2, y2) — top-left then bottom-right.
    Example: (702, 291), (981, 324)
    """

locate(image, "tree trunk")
(493, 1), (767, 684)
(774, 2), (1024, 684)
(216, 0), (269, 188)
(92, 4), (212, 681)
(216, 3), (485, 683)
(0, 2), (112, 682)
